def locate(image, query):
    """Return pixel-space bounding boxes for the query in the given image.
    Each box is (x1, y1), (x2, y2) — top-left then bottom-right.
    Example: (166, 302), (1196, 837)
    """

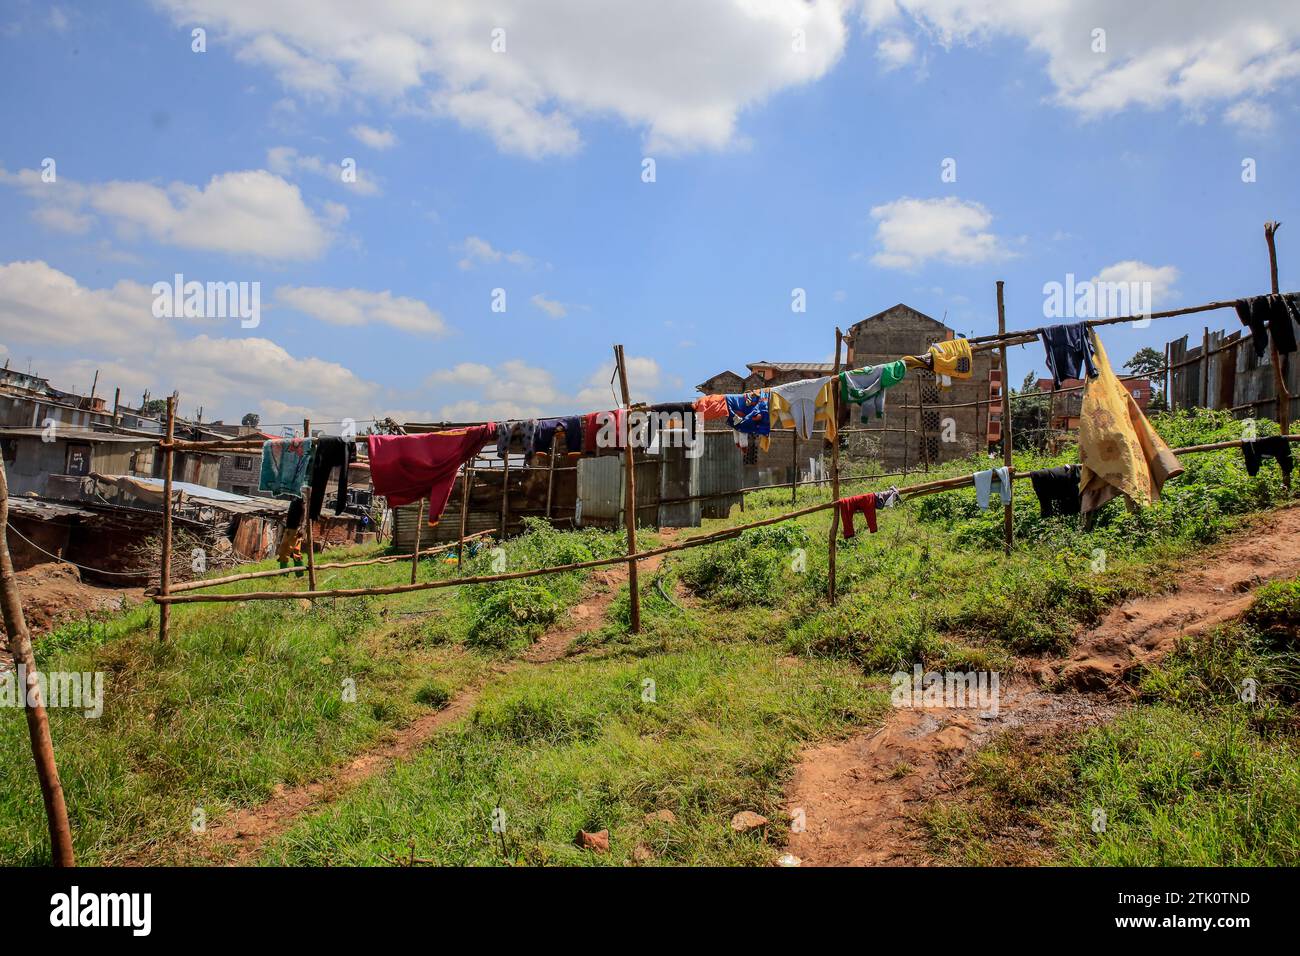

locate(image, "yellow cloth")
(1078, 334), (1183, 512)
(927, 338), (973, 379)
(768, 379), (838, 442)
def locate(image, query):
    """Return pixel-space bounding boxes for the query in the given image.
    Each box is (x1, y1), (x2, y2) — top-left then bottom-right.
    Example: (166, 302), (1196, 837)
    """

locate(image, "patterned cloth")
(1078, 334), (1183, 512)
(769, 376), (837, 440)
(259, 437), (315, 496)
(840, 361), (907, 422)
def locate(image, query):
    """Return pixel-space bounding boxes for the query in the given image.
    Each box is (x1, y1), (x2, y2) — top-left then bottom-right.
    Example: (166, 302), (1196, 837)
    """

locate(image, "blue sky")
(1, 0), (1297, 431)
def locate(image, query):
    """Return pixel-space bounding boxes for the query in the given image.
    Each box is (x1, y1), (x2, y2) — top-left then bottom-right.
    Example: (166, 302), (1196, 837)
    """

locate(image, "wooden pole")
(829, 327), (843, 605)
(1165, 342), (1173, 411)
(790, 424), (798, 505)
(614, 344), (641, 634)
(0, 457), (75, 866)
(302, 419), (317, 594)
(158, 395), (175, 642)
(997, 281), (1014, 556)
(410, 499), (424, 584)
(500, 455), (511, 538)
(1266, 221), (1291, 435)
(917, 377), (929, 473)
(1201, 327), (1211, 409)
(546, 432), (559, 519)
(457, 463), (473, 571)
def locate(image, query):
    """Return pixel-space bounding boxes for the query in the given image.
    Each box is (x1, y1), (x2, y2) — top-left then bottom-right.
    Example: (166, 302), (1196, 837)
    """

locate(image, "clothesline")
(152, 432), (1297, 606)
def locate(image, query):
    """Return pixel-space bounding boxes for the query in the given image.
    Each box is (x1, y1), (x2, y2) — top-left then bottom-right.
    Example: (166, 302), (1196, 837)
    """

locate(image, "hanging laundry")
(973, 466), (1013, 509)
(769, 377), (837, 441)
(840, 361), (907, 422)
(307, 435), (356, 519)
(584, 409), (627, 453)
(1029, 464), (1082, 517)
(276, 526), (304, 576)
(528, 416), (583, 460)
(1235, 294), (1300, 358)
(1079, 334), (1183, 513)
(693, 394), (730, 421)
(367, 424), (495, 523)
(259, 437), (315, 496)
(1039, 322), (1098, 389)
(1241, 436), (1294, 481)
(726, 392), (770, 436)
(838, 493), (877, 538)
(284, 495), (305, 531)
(923, 338), (974, 381)
(495, 421), (519, 459)
(876, 486), (902, 509)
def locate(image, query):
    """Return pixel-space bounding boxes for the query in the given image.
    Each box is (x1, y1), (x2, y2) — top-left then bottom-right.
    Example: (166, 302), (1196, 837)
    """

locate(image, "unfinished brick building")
(696, 303), (996, 475)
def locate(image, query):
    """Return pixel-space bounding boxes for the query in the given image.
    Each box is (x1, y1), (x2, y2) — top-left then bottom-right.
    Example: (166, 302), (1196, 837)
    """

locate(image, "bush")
(678, 523), (811, 609)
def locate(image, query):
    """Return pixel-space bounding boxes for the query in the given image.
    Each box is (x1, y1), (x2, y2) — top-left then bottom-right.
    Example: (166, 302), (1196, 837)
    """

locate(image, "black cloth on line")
(1029, 464), (1082, 517)
(285, 495), (304, 530)
(307, 435), (355, 520)
(1235, 293), (1299, 359)
(1038, 323), (1097, 389)
(1241, 436), (1293, 480)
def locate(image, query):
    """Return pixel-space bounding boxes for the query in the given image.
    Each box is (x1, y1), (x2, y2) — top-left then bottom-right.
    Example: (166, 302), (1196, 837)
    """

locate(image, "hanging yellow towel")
(768, 378), (838, 442)
(1078, 333), (1183, 512)
(928, 338), (973, 379)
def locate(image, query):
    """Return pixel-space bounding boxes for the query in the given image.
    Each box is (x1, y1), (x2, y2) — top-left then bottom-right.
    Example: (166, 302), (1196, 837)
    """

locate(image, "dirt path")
(189, 537), (674, 865)
(785, 504), (1300, 867)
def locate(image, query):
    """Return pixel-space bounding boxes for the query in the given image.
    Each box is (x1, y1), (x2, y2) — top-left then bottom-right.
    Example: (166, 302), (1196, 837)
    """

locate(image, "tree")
(1010, 371), (1051, 450)
(1124, 346), (1164, 377)
(241, 412), (260, 428)
(139, 398), (168, 418)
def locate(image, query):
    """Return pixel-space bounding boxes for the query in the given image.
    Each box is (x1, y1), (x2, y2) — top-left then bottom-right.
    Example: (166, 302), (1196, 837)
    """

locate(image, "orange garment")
(693, 394), (729, 420)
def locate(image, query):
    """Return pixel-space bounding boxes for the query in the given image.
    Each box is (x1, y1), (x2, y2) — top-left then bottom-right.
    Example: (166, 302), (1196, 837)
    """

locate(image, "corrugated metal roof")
(0, 427), (154, 444)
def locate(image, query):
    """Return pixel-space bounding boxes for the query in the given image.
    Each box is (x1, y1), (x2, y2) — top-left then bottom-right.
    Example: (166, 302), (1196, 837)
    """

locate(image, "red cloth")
(367, 424), (494, 523)
(583, 410), (625, 453)
(582, 411), (602, 454)
(838, 493), (877, 538)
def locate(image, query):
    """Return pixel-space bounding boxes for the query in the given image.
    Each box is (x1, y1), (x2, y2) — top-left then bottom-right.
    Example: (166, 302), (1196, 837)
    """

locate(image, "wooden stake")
(1266, 221), (1291, 436)
(997, 281), (1014, 556)
(1201, 326), (1211, 408)
(546, 432), (559, 519)
(0, 456), (75, 866)
(457, 463), (473, 571)
(302, 419), (317, 594)
(500, 455), (511, 539)
(790, 423), (798, 505)
(614, 344), (641, 634)
(158, 395), (175, 642)
(410, 499), (424, 584)
(829, 327), (842, 606)
(917, 376), (929, 473)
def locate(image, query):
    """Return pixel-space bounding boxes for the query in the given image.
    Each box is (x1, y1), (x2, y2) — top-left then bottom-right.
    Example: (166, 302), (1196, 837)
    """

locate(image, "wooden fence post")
(457, 463), (473, 571)
(410, 499), (424, 584)
(546, 432), (559, 519)
(614, 344), (641, 634)
(302, 419), (317, 594)
(0, 457), (75, 866)
(500, 455), (511, 539)
(997, 281), (1014, 556)
(1201, 327), (1211, 408)
(158, 396), (175, 642)
(1165, 342), (1173, 411)
(790, 426), (798, 504)
(829, 327), (843, 605)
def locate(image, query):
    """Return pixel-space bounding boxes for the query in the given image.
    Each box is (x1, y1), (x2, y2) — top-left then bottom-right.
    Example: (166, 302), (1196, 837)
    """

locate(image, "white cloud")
(1224, 99), (1275, 132)
(0, 260), (381, 424)
(266, 145), (381, 196)
(875, 34), (916, 71)
(530, 293), (567, 319)
(154, 0), (851, 157)
(0, 165), (338, 261)
(456, 236), (534, 270)
(863, 1), (1300, 125)
(1091, 260), (1180, 308)
(276, 286), (448, 335)
(869, 196), (1012, 270)
(350, 124), (398, 149)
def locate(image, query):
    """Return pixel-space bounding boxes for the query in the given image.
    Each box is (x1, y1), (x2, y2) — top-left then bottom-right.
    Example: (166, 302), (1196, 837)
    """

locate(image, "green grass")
(262, 643), (887, 866)
(0, 524), (625, 865)
(925, 577), (1300, 866)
